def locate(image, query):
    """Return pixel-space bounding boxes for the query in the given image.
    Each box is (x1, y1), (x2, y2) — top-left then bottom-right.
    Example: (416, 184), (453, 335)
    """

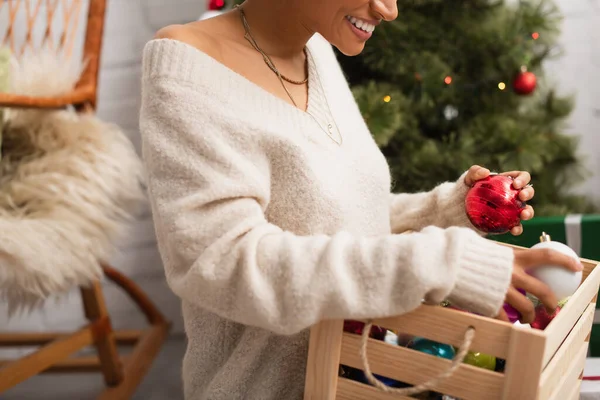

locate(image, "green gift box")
(492, 214), (600, 261)
(492, 214), (600, 356)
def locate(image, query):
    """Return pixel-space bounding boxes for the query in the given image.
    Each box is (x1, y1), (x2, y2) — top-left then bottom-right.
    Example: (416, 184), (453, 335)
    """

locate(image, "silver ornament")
(443, 105), (459, 120)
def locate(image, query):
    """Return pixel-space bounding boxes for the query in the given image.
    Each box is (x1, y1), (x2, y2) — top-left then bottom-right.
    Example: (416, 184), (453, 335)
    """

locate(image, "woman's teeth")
(346, 16), (375, 33)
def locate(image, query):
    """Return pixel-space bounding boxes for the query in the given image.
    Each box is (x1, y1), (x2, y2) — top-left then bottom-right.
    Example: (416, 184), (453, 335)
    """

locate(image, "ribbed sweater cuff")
(441, 171), (473, 227)
(440, 171), (490, 236)
(448, 235), (514, 317)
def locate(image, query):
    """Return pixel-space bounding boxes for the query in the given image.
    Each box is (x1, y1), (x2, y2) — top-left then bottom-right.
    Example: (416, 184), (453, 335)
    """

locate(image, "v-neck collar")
(145, 35), (341, 146)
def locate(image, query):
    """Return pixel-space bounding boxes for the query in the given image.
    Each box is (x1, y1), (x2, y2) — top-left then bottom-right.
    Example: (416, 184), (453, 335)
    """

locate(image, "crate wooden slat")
(501, 322), (547, 400)
(304, 320), (344, 400)
(542, 258), (600, 366)
(336, 378), (414, 400)
(548, 345), (587, 400)
(567, 380), (582, 400)
(371, 305), (512, 358)
(539, 303), (595, 398)
(340, 333), (504, 399)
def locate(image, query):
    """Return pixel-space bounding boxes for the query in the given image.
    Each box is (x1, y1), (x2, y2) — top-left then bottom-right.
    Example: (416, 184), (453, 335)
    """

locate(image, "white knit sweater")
(140, 35), (514, 400)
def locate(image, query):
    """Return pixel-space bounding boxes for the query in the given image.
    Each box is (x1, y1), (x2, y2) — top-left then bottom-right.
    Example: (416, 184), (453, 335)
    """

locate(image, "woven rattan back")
(0, 0), (106, 109)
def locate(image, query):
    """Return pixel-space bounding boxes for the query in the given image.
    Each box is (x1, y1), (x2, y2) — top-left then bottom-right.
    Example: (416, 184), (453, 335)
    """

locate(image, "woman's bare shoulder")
(154, 17), (234, 63)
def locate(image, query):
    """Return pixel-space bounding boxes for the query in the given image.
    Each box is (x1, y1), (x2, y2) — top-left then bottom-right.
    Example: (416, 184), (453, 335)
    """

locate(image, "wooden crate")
(304, 248), (600, 400)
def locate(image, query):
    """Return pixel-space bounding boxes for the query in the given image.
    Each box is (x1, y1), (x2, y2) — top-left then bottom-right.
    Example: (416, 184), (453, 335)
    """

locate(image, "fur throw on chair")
(0, 51), (146, 313)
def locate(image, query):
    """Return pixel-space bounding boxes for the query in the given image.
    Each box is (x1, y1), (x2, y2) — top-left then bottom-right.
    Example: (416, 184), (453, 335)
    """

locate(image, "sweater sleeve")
(140, 76), (514, 335)
(389, 171), (484, 234)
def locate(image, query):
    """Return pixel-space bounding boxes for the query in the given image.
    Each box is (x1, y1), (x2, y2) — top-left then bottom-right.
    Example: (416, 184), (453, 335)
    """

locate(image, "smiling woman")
(139, 1), (581, 399)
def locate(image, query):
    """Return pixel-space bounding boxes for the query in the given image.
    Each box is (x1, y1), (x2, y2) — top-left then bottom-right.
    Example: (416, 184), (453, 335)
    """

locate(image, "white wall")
(0, 0), (208, 349)
(543, 0), (600, 202)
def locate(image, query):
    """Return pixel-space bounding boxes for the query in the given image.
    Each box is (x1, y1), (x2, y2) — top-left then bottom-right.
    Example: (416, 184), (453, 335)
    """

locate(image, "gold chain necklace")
(236, 5), (307, 108)
(237, 6), (307, 87)
(235, 5), (343, 146)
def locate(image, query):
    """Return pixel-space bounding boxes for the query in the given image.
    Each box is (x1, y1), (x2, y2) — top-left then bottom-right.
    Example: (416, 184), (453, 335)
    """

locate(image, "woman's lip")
(347, 16), (381, 26)
(346, 18), (373, 40)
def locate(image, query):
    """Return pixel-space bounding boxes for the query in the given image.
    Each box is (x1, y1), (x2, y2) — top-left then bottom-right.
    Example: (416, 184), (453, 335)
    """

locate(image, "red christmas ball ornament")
(465, 175), (526, 234)
(531, 304), (561, 330)
(208, 0), (226, 10)
(513, 69), (537, 95)
(343, 320), (387, 341)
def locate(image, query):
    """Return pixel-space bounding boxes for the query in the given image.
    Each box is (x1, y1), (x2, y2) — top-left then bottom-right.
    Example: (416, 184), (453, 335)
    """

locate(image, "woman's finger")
(511, 272), (558, 314)
(500, 171), (531, 189)
(519, 186), (535, 201)
(465, 165), (490, 186)
(520, 205), (534, 220)
(515, 248), (583, 272)
(495, 306), (509, 322)
(514, 172), (531, 189)
(510, 224), (523, 236)
(505, 286), (535, 323)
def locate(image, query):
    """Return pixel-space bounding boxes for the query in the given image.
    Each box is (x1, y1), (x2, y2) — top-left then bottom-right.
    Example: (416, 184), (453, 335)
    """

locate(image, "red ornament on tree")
(513, 67), (537, 95)
(208, 0), (226, 11)
(465, 175), (526, 234)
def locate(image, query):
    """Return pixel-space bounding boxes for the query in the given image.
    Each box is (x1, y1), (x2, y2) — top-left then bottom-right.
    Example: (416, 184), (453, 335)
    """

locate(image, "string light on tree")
(383, 95), (392, 103)
(405, 30), (541, 94)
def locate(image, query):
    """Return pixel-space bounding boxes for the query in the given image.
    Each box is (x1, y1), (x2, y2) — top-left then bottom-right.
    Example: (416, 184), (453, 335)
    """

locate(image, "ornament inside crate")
(492, 214), (600, 356)
(303, 244), (600, 400)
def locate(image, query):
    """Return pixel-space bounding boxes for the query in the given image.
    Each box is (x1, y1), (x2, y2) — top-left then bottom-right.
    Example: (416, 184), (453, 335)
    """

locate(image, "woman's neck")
(235, 0), (314, 59)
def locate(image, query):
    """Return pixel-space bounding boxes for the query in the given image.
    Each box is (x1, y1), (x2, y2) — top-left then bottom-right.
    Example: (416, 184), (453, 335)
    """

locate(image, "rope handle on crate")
(359, 320), (476, 396)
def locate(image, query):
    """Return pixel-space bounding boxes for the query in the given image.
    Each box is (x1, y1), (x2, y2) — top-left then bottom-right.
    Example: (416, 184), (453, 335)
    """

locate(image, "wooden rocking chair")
(0, 0), (171, 398)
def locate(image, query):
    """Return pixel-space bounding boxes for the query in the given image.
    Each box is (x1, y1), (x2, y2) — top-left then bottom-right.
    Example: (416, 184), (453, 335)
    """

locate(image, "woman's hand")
(495, 247), (584, 323)
(464, 165), (535, 236)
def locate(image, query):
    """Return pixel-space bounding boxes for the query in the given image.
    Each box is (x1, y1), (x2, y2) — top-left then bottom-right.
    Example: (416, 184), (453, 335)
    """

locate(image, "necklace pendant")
(326, 123), (342, 146)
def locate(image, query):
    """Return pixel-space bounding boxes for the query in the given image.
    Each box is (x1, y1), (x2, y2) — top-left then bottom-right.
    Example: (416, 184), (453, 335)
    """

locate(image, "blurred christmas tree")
(337, 0), (596, 216)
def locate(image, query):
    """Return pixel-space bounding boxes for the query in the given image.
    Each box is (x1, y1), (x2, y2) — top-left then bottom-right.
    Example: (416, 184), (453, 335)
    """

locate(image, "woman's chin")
(334, 41), (367, 57)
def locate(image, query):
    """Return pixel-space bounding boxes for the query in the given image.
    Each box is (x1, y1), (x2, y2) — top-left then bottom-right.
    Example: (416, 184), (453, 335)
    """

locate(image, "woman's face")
(301, 0), (398, 56)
